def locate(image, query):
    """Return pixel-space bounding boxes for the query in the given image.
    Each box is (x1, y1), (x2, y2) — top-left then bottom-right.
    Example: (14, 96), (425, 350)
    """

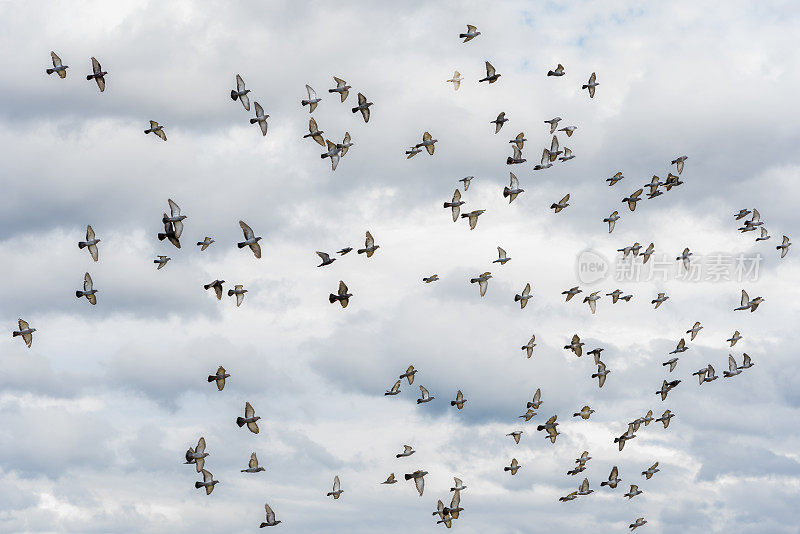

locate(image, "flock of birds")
(17, 23), (791, 531)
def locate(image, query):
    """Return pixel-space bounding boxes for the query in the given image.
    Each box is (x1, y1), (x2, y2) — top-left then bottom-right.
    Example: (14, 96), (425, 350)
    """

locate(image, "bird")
(656, 379), (681, 400)
(242, 452), (265, 473)
(46, 51), (69, 78)
(304, 117), (325, 146)
(641, 410), (654, 426)
(547, 63), (565, 76)
(504, 458), (521, 475)
(671, 155), (688, 174)
(651, 292), (669, 309)
(400, 365), (417, 384)
(327, 475), (343, 498)
(630, 518), (647, 531)
(722, 354), (744, 378)
(357, 231), (379, 257)
(567, 465), (586, 476)
(587, 348), (604, 364)
(545, 427), (560, 444)
(423, 275), (439, 283)
(260, 503), (281, 527)
(592, 361), (610, 387)
(560, 148), (575, 161)
(12, 319), (36, 348)
(459, 24), (481, 42)
(618, 243), (641, 258)
(573, 406), (594, 420)
(86, 57), (107, 91)
(692, 367), (708, 385)
(564, 334), (584, 357)
(559, 125), (577, 137)
(405, 470), (428, 496)
(577, 478), (594, 496)
(405, 146), (421, 158)
(665, 173), (684, 190)
(236, 402), (260, 433)
(164, 199), (189, 235)
(528, 388), (543, 409)
(544, 117), (562, 134)
(446, 70), (463, 90)
(459, 176), (473, 190)
(676, 247), (693, 270)
(451, 390), (467, 409)
(382, 473), (397, 484)
(184, 437), (209, 473)
(642, 462), (659, 479)
(321, 140), (341, 170)
(644, 175), (663, 196)
(777, 235), (792, 257)
(415, 131), (438, 155)
(491, 112), (508, 133)
(238, 221), (262, 258)
(75, 272), (98, 305)
(537, 415), (559, 443)
(352, 93), (372, 122)
(329, 77), (351, 102)
(478, 61), (500, 83)
(521, 334), (536, 358)
(641, 242), (655, 263)
(601, 466), (621, 488)
(559, 491), (578, 502)
(316, 251), (335, 267)
(490, 247), (511, 267)
(607, 172), (624, 186)
(575, 451), (592, 466)
(250, 102), (269, 136)
(461, 209), (486, 230)
(607, 289), (624, 303)
(337, 247), (353, 255)
(417, 385), (435, 404)
(514, 283), (532, 308)
(506, 145), (526, 165)
(545, 135), (562, 161)
(336, 132), (354, 157)
(144, 120), (167, 141)
(227, 284), (247, 307)
(385, 380), (402, 396)
(396, 445), (415, 458)
(604, 211), (620, 233)
(623, 189), (644, 211)
(519, 409), (537, 421)
(503, 173), (524, 202)
(562, 286), (582, 302)
(158, 220), (180, 249)
(583, 291), (600, 314)
(207, 366), (229, 391)
(78, 225), (100, 261)
(727, 330), (742, 346)
(614, 424), (636, 450)
(735, 289), (764, 312)
(551, 193), (570, 213)
(197, 237), (214, 251)
(329, 281), (352, 308)
(470, 272), (492, 296)
(432, 500), (449, 525)
(663, 357), (679, 372)
(506, 431), (523, 444)
(443, 189), (466, 222)
(154, 255), (170, 269)
(301, 84), (321, 112)
(624, 485), (642, 499)
(231, 74), (251, 110)
(670, 338), (688, 354)
(755, 227), (771, 241)
(703, 364), (718, 383)
(738, 353), (754, 369)
(195, 469), (218, 495)
(509, 132), (526, 149)
(451, 477), (467, 492)
(582, 72), (598, 97)
(204, 280), (225, 300)
(656, 410), (674, 428)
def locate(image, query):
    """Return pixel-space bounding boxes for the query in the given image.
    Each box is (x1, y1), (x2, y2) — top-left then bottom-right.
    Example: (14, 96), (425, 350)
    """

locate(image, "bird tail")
(144, 129), (153, 134)
(450, 401), (457, 406)
(249, 118), (257, 124)
(536, 425), (545, 431)
(12, 332), (20, 337)
(357, 248), (366, 254)
(600, 481), (608, 486)
(329, 294), (337, 303)
(351, 107), (358, 113)
(591, 373), (599, 378)
(227, 290), (235, 296)
(301, 100), (310, 106)
(327, 89), (336, 93)
(207, 375), (216, 382)
(46, 68), (55, 74)
(547, 71), (554, 76)
(514, 295), (521, 302)
(236, 417), (245, 427)
(157, 233), (167, 241)
(404, 474), (413, 480)
(503, 187), (511, 197)
(75, 291), (83, 298)
(506, 157), (514, 164)
(203, 283), (212, 290)
(194, 482), (204, 489)
(230, 90), (238, 101)
(153, 260), (160, 264)
(459, 33), (467, 38)
(582, 84), (589, 89)
(78, 242), (86, 249)
(460, 214), (468, 219)
(237, 242), (246, 248)
(86, 74), (93, 81)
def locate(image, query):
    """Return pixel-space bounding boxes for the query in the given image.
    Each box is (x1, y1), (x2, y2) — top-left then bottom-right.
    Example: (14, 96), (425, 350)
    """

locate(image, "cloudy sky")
(2, 1), (799, 532)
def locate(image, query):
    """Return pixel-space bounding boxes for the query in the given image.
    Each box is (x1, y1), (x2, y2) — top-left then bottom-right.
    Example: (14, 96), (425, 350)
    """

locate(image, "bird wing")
(589, 72), (596, 83)
(498, 246), (506, 259)
(485, 61), (496, 77)
(265, 504), (275, 522)
(365, 231), (374, 248)
(245, 401), (255, 418)
(84, 272), (93, 291)
(317, 251), (331, 262)
(560, 193), (570, 204)
(588, 299), (596, 314)
(467, 24), (477, 32)
(249, 242), (262, 258)
(236, 292), (244, 307)
(240, 220), (254, 239)
(478, 278), (488, 296)
(523, 283), (531, 297)
(740, 289), (749, 306)
(423, 131), (432, 143)
(255, 101), (264, 117)
(333, 475), (340, 491)
(390, 380), (401, 393)
(338, 280), (348, 295)
(550, 135), (559, 153)
(249, 452), (259, 468)
(512, 145), (522, 159)
(236, 74), (246, 92)
(420, 385), (429, 399)
(453, 189), (461, 202)
(415, 476), (425, 495)
(306, 84), (317, 100)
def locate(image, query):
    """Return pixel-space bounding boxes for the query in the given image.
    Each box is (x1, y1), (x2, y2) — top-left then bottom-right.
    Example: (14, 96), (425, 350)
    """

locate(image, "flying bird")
(735, 289), (764, 312)
(327, 475), (343, 499)
(301, 84), (321, 112)
(352, 93), (372, 122)
(385, 380), (402, 396)
(686, 321), (703, 340)
(228, 284), (247, 307)
(78, 225), (100, 261)
(727, 330), (742, 346)
(382, 473), (397, 484)
(623, 189), (644, 211)
(506, 144), (526, 165)
(443, 189), (465, 221)
(601, 466), (621, 489)
(241, 452), (265, 473)
(204, 280), (225, 300)
(75, 272), (98, 305)
(260, 503), (281, 527)
(197, 237), (214, 250)
(415, 131), (437, 155)
(236, 402), (260, 434)
(459, 24), (481, 42)
(506, 431), (523, 444)
(630, 518), (647, 531)
(337, 247), (353, 255)
(642, 462), (659, 479)
(417, 385), (435, 404)
(13, 319), (36, 348)
(459, 176), (473, 190)
(207, 365), (229, 391)
(357, 231), (379, 257)
(470, 271), (492, 296)
(405, 470), (428, 496)
(544, 117), (561, 134)
(504, 458), (521, 475)
(592, 361), (610, 387)
(396, 445), (415, 458)
(671, 155), (688, 174)
(521, 334), (536, 358)
(491, 112), (508, 133)
(565, 334), (584, 357)
(231, 74), (251, 110)
(86, 57), (107, 91)
(329, 77), (351, 102)
(551, 193), (570, 213)
(446, 70), (463, 90)
(184, 436), (209, 473)
(583, 291), (600, 314)
(144, 120), (167, 141)
(321, 140), (341, 170)
(337, 132), (354, 156)
(195, 469), (218, 495)
(651, 292), (669, 309)
(562, 286), (582, 302)
(777, 235), (792, 258)
(624, 485), (642, 499)
(461, 210), (485, 230)
(607, 172), (624, 186)
(509, 132), (527, 149)
(329, 281), (352, 308)
(573, 406), (594, 420)
(451, 390), (467, 409)
(503, 172), (524, 202)
(154, 255), (170, 269)
(527, 388), (543, 409)
(479, 61), (501, 83)
(399, 366), (417, 385)
(46, 51), (69, 78)
(582, 72), (598, 97)
(316, 251), (336, 267)
(238, 221), (262, 258)
(514, 283), (532, 308)
(559, 125), (577, 137)
(250, 102), (269, 136)
(304, 117), (325, 146)
(547, 64), (565, 76)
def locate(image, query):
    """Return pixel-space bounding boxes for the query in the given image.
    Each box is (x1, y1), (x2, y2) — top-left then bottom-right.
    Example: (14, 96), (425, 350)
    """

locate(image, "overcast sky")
(2, 1), (799, 532)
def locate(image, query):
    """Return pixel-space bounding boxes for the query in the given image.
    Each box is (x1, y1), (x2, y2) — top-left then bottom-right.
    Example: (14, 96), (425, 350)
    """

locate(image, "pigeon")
(686, 321), (703, 340)
(567, 465), (585, 477)
(207, 366), (229, 391)
(703, 364), (718, 383)
(504, 458), (521, 475)
(559, 125), (577, 137)
(623, 189), (644, 211)
(528, 388), (543, 409)
(575, 451), (592, 467)
(451, 477), (467, 492)
(641, 242), (655, 263)
(250, 102), (269, 136)
(357, 231), (379, 257)
(204, 280), (225, 300)
(329, 76), (351, 102)
(509, 132), (527, 149)
(443, 189), (465, 222)
(242, 452), (265, 473)
(385, 380), (402, 396)
(478, 61), (500, 83)
(656, 379), (681, 400)
(76, 272), (98, 305)
(238, 221), (262, 258)
(583, 291), (600, 314)
(316, 251), (335, 267)
(644, 175), (663, 196)
(545, 135), (562, 161)
(432, 500), (449, 524)
(161, 200), (186, 243)
(573, 406), (594, 420)
(446, 70), (463, 90)
(519, 409), (537, 421)
(417, 385), (435, 404)
(506, 145), (526, 165)
(470, 272), (492, 296)
(185, 437), (209, 472)
(642, 462), (659, 479)
(624, 485), (642, 499)
(607, 289), (624, 303)
(12, 319), (36, 348)
(337, 247), (353, 255)
(676, 247), (692, 270)
(327, 475), (343, 498)
(423, 275), (439, 283)
(614, 424), (636, 450)
(144, 120), (167, 141)
(197, 237), (214, 251)
(521, 334), (536, 358)
(592, 361), (610, 387)
(562, 286), (582, 302)
(86, 57), (107, 91)
(260, 503), (281, 527)
(337, 132), (354, 156)
(154, 255), (170, 269)
(227, 284), (247, 307)
(618, 243), (641, 258)
(559, 147), (575, 161)
(665, 172), (684, 190)
(158, 219), (180, 249)
(396, 445), (415, 458)
(301, 84), (321, 112)
(587, 348), (604, 364)
(195, 469), (219, 495)
(727, 330), (742, 346)
(601, 466), (621, 488)
(321, 140), (342, 170)
(514, 283), (532, 309)
(236, 402), (260, 433)
(537, 415), (559, 443)
(738, 353), (754, 369)
(692, 367), (708, 385)
(734, 209), (751, 220)
(735, 289), (764, 312)
(551, 193), (570, 213)
(382, 473), (397, 484)
(663, 357), (679, 372)
(503, 172), (524, 202)
(352, 93), (372, 122)
(577, 478), (594, 496)
(533, 155), (553, 171)
(507, 431), (523, 444)
(415, 131), (437, 155)
(547, 63), (565, 76)
(559, 491), (578, 502)
(231, 74), (251, 110)
(405, 470), (428, 496)
(450, 390), (467, 409)
(491, 112), (508, 133)
(461, 210), (485, 230)
(405, 146), (422, 158)
(607, 172), (624, 186)
(329, 281), (352, 308)
(459, 176), (473, 190)
(459, 24), (481, 42)
(669, 338), (687, 354)
(656, 410), (674, 428)
(651, 292), (669, 309)
(777, 235), (791, 257)
(78, 225), (100, 261)
(564, 334), (584, 357)
(671, 155), (688, 174)
(544, 117), (562, 134)
(755, 227), (770, 241)
(630, 518), (647, 531)
(641, 410), (654, 426)
(304, 117), (325, 146)
(582, 72), (598, 97)
(400, 366), (417, 385)
(46, 51), (68, 78)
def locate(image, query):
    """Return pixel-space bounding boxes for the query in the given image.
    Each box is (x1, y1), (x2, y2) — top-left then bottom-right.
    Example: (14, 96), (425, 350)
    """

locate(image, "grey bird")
(444, 189), (465, 221)
(559, 147), (575, 161)
(417, 385), (435, 404)
(459, 176), (473, 190)
(338, 247), (353, 255)
(527, 388), (543, 409)
(738, 353), (754, 369)
(504, 458), (521, 475)
(592, 360), (610, 387)
(231, 74), (251, 110)
(623, 189), (644, 211)
(352, 93), (372, 122)
(399, 365), (417, 385)
(545, 135), (562, 161)
(514, 283), (532, 308)
(559, 125), (577, 137)
(669, 338), (687, 354)
(327, 475), (343, 498)
(727, 330), (742, 346)
(162, 199), (186, 239)
(12, 318), (36, 348)
(461, 210), (485, 230)
(404, 470), (428, 496)
(451, 389), (467, 409)
(607, 172), (624, 186)
(423, 275), (439, 283)
(507, 430), (523, 444)
(777, 235), (791, 257)
(671, 155), (688, 174)
(703, 364), (718, 383)
(734, 209), (751, 220)
(46, 51), (69, 78)
(663, 357), (679, 372)
(692, 367), (708, 385)
(564, 334), (584, 357)
(755, 227), (770, 241)
(491, 112), (508, 133)
(656, 379), (681, 400)
(582, 72), (598, 97)
(250, 102), (269, 136)
(630, 518), (647, 531)
(573, 406), (594, 420)
(723, 355), (742, 378)
(385, 380), (402, 396)
(86, 57), (107, 91)
(304, 117), (325, 146)
(78, 225), (100, 261)
(583, 291), (601, 314)
(562, 286), (582, 302)
(396, 445), (415, 458)
(321, 139), (341, 170)
(601, 466), (621, 488)
(734, 289), (764, 312)
(238, 221), (262, 258)
(329, 281), (352, 308)
(316, 251), (335, 267)
(144, 120), (167, 141)
(478, 61), (501, 83)
(242, 452), (266, 473)
(664, 172), (684, 190)
(357, 231), (379, 257)
(642, 462), (659, 479)
(236, 401), (260, 433)
(451, 477), (467, 492)
(494, 247), (512, 264)
(676, 247), (692, 270)
(415, 131), (438, 155)
(547, 63), (565, 76)
(197, 237), (214, 251)
(328, 77), (351, 102)
(509, 132), (527, 149)
(260, 503), (281, 527)
(204, 280), (225, 300)
(587, 348), (604, 364)
(686, 321), (703, 340)
(405, 146), (421, 158)
(382, 473), (397, 484)
(607, 289), (624, 303)
(521, 334), (536, 358)
(470, 271), (492, 296)
(519, 408), (537, 421)
(551, 193), (570, 213)
(651, 292), (669, 309)
(544, 117), (562, 134)
(227, 284), (247, 307)
(536, 415), (559, 433)
(624, 485), (642, 499)
(503, 172), (524, 202)
(641, 242), (655, 263)
(656, 410), (674, 428)
(195, 469), (218, 495)
(559, 491), (578, 502)
(506, 145), (526, 165)
(459, 24), (481, 42)
(577, 478), (594, 496)
(185, 436), (209, 473)
(337, 132), (354, 156)
(207, 365), (229, 391)
(76, 272), (98, 305)
(614, 424), (636, 450)
(301, 84), (321, 112)
(154, 255), (170, 270)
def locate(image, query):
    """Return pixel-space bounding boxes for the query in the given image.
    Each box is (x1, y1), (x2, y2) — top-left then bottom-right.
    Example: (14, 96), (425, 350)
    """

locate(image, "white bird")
(446, 70), (463, 90)
(231, 74), (251, 110)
